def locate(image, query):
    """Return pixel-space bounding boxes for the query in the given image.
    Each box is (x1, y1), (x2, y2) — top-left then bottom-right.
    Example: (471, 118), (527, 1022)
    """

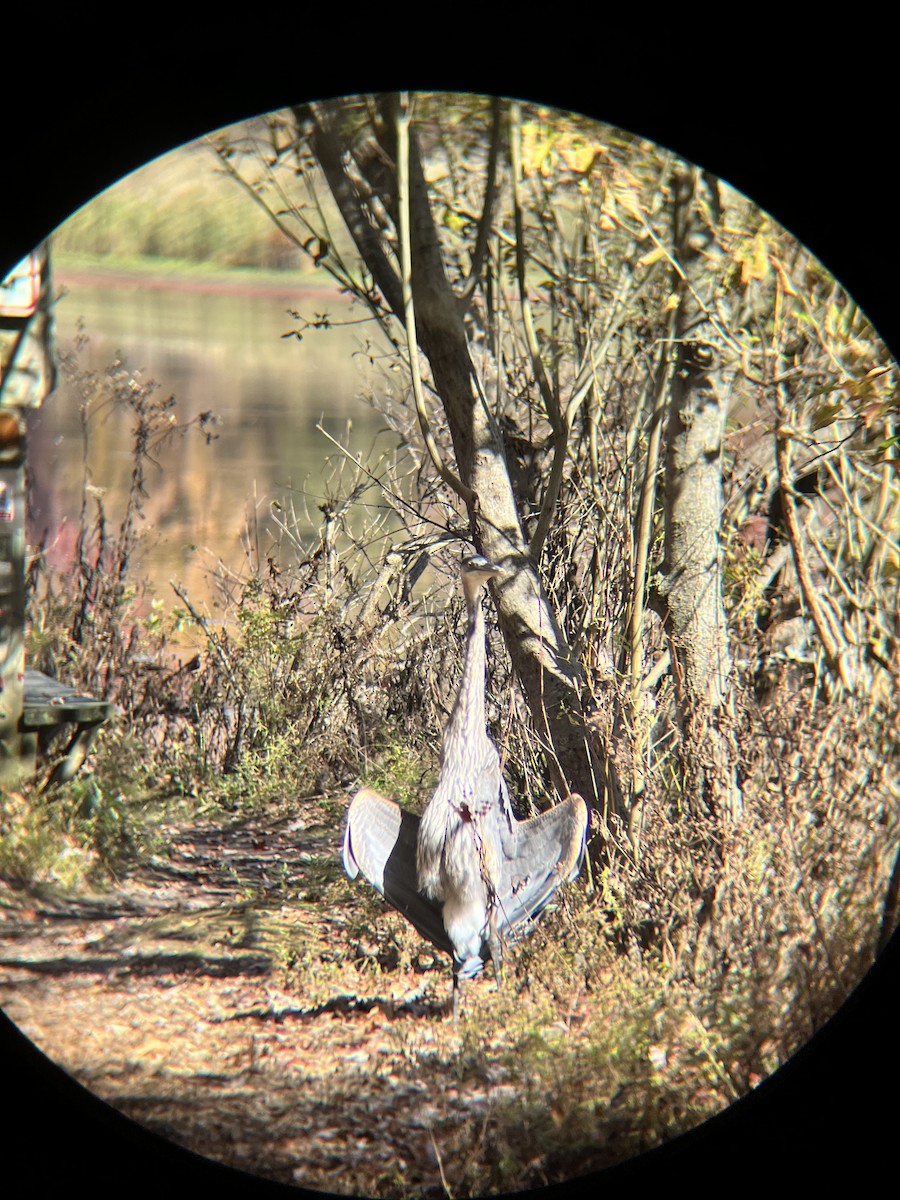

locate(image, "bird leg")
(488, 916), (504, 991)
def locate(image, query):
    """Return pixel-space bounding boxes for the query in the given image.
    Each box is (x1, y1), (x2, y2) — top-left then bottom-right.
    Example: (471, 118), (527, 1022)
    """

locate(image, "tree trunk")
(305, 97), (616, 822)
(659, 167), (742, 823)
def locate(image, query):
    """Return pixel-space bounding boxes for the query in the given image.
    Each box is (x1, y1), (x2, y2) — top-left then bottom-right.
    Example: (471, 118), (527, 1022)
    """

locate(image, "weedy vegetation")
(3, 94), (899, 1196)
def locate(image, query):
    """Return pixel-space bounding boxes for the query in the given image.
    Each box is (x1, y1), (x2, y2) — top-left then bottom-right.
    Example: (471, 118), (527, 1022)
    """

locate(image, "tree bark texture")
(304, 97), (615, 821)
(660, 168), (742, 823)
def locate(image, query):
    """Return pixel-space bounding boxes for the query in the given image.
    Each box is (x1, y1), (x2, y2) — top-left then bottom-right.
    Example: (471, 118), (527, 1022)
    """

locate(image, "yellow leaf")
(637, 245), (667, 269)
(811, 400), (843, 429)
(612, 182), (643, 220)
(558, 138), (604, 174)
(442, 208), (467, 233)
(738, 233), (770, 284)
(423, 162), (449, 184)
(520, 123), (556, 177)
(769, 255), (798, 296)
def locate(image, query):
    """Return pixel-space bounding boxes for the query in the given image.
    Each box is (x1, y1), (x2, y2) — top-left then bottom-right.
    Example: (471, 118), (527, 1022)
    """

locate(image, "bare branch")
(774, 390), (853, 691)
(628, 329), (674, 698)
(458, 96), (503, 310)
(396, 94), (474, 507)
(508, 102), (558, 430)
(303, 102), (405, 319)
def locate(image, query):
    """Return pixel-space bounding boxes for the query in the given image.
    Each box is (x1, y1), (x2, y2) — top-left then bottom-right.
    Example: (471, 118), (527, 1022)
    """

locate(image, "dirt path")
(0, 806), (501, 1196)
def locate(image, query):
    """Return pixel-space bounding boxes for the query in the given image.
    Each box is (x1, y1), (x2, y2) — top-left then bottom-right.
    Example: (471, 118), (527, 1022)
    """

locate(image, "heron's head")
(460, 555), (505, 608)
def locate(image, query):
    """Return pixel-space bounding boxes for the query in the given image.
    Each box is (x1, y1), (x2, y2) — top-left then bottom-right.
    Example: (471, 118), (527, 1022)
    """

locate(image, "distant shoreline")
(54, 260), (350, 305)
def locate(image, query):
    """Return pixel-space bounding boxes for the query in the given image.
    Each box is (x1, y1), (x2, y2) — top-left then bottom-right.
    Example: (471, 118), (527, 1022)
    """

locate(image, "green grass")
(50, 137), (305, 275)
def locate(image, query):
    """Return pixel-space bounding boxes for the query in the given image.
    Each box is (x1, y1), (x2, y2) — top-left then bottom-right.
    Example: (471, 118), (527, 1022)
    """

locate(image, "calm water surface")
(28, 267), (396, 621)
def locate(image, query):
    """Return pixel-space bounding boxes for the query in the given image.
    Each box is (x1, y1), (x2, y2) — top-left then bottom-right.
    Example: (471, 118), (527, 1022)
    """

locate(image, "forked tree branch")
(395, 94), (474, 506)
(303, 102), (405, 319)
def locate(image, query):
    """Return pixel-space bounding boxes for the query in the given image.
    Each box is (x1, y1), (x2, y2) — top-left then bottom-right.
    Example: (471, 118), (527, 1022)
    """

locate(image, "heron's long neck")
(444, 596), (487, 752)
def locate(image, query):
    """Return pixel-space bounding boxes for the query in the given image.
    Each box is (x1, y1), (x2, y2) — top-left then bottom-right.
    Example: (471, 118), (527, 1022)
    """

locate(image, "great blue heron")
(343, 556), (588, 1010)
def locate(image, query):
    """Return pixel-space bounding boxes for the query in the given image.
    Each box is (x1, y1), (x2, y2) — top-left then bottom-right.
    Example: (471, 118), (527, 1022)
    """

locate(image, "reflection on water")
(27, 268), (395, 617)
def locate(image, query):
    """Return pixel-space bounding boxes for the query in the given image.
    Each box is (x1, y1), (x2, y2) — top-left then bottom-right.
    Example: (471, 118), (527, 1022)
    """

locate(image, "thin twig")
(458, 96), (502, 309)
(628, 334), (673, 698)
(169, 580), (238, 688)
(429, 1129), (454, 1200)
(314, 422), (460, 541)
(774, 387), (851, 690)
(508, 103), (557, 428)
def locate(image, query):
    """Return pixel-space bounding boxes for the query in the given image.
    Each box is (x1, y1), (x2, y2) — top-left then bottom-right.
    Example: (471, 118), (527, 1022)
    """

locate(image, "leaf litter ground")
(0, 801), (716, 1196)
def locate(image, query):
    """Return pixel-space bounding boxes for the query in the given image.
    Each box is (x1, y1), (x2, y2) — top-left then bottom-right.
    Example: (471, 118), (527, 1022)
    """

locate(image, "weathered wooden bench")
(2, 249), (115, 788)
(20, 670), (115, 788)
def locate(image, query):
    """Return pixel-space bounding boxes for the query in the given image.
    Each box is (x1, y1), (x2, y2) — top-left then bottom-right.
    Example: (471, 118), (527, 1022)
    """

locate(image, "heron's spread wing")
(343, 788), (588, 968)
(343, 788), (453, 957)
(495, 794), (588, 937)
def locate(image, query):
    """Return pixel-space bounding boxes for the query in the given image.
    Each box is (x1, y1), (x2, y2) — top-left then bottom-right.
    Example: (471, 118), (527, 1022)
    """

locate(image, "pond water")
(27, 265), (398, 621)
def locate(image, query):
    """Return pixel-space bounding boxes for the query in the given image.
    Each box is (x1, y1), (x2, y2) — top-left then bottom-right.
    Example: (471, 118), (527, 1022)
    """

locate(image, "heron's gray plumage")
(342, 556), (588, 993)
(343, 788), (453, 957)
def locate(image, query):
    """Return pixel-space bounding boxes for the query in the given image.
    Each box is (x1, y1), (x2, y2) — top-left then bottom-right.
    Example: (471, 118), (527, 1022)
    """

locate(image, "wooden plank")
(21, 670), (115, 730)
